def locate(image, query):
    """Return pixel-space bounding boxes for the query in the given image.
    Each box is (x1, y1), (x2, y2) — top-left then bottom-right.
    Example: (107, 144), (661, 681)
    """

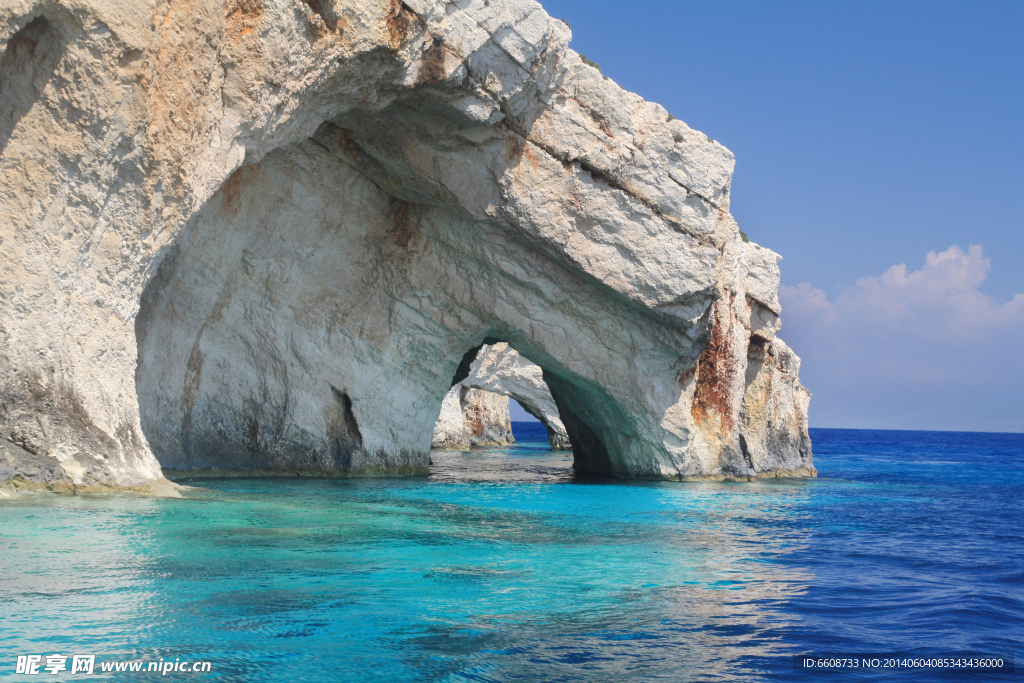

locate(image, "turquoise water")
(1, 425), (1021, 681)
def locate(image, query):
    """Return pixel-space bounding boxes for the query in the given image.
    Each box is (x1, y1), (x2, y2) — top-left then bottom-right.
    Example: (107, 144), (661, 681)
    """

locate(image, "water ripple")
(0, 426), (1020, 681)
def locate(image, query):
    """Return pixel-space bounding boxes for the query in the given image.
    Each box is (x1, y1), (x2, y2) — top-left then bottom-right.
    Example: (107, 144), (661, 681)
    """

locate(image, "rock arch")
(459, 343), (571, 452)
(431, 343), (570, 452)
(0, 0), (813, 493)
(133, 135), (667, 478)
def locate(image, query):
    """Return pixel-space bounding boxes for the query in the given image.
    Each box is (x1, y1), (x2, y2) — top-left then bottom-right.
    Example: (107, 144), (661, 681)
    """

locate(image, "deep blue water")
(1, 426), (1021, 681)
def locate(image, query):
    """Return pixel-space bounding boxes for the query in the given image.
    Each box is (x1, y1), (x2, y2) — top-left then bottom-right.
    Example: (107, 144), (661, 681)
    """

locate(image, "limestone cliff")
(431, 383), (513, 450)
(462, 387), (514, 446)
(0, 0), (813, 490)
(431, 386), (469, 450)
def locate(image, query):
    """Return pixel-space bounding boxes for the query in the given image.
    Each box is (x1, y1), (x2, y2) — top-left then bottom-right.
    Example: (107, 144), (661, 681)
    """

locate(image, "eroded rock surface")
(431, 383), (513, 450)
(0, 0), (813, 487)
(432, 386), (471, 451)
(461, 388), (513, 446)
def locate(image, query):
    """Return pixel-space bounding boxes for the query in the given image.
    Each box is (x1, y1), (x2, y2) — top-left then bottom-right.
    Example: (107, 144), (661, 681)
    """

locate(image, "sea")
(1, 425), (1021, 681)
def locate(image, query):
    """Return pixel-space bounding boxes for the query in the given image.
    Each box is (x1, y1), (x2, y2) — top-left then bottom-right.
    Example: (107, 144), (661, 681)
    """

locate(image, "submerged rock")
(0, 0), (813, 487)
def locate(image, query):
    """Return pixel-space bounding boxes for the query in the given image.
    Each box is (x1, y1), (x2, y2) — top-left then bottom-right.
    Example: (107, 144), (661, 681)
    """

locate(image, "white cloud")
(778, 245), (1024, 431)
(781, 245), (1024, 337)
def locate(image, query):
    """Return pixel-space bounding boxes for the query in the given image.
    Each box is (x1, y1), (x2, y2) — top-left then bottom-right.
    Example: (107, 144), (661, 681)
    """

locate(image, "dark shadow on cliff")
(0, 16), (65, 156)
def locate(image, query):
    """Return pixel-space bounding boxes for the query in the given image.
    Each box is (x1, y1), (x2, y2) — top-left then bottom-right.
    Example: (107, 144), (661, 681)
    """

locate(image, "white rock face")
(431, 383), (513, 450)
(0, 0), (812, 490)
(460, 388), (513, 446)
(740, 337), (813, 475)
(431, 386), (470, 451)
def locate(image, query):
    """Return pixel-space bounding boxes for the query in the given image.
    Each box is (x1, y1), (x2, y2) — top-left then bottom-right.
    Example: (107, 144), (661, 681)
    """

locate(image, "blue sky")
(510, 0), (1023, 431)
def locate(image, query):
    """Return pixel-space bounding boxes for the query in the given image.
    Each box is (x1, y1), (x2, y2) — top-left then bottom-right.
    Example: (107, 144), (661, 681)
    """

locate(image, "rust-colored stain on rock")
(217, 164), (255, 216)
(386, 0), (415, 48)
(387, 200), (425, 275)
(224, 0), (263, 36)
(691, 303), (735, 431)
(418, 37), (450, 85)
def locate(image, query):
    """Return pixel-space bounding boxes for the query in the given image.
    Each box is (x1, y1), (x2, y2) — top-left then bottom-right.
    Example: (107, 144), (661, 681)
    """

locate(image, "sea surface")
(1, 426), (1021, 681)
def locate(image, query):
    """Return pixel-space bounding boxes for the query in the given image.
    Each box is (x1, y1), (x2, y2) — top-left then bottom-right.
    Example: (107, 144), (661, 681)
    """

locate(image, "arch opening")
(426, 337), (636, 479)
(431, 342), (573, 453)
